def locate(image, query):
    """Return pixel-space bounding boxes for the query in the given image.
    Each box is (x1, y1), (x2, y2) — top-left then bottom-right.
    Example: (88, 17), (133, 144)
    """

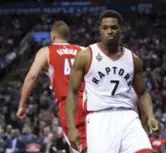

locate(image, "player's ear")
(119, 25), (123, 34)
(50, 31), (56, 42)
(50, 32), (53, 42)
(118, 24), (122, 31)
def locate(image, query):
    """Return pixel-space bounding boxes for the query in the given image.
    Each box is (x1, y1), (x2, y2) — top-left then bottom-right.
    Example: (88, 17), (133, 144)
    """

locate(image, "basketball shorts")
(86, 109), (152, 153)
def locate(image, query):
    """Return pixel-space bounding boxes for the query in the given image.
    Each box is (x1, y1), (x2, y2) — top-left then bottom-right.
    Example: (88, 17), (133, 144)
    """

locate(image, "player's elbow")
(136, 88), (147, 98)
(25, 72), (38, 82)
(138, 90), (151, 104)
(66, 87), (79, 105)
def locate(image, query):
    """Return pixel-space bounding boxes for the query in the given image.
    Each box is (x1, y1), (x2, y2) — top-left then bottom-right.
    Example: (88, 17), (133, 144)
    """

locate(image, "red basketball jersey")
(48, 43), (84, 102)
(150, 137), (166, 153)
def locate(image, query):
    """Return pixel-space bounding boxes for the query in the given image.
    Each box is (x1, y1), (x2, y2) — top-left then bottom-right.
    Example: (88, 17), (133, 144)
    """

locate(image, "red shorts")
(58, 98), (87, 152)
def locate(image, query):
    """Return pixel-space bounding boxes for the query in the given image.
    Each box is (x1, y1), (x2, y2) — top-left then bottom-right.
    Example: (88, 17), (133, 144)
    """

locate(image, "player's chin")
(106, 39), (116, 44)
(106, 36), (117, 42)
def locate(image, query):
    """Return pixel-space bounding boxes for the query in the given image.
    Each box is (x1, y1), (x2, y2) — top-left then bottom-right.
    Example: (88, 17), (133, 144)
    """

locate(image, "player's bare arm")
(133, 54), (159, 133)
(16, 47), (49, 119)
(66, 48), (90, 150)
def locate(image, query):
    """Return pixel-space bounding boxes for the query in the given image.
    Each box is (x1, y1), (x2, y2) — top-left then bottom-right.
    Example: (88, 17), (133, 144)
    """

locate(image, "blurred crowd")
(0, 14), (40, 79)
(0, 10), (166, 153)
(0, 15), (22, 78)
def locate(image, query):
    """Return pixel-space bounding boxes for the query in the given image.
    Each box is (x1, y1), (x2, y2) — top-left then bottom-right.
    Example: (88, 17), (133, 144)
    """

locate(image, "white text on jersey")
(57, 49), (77, 56)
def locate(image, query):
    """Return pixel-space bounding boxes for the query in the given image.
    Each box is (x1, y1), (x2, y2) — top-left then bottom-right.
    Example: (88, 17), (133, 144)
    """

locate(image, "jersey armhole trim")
(85, 46), (92, 76)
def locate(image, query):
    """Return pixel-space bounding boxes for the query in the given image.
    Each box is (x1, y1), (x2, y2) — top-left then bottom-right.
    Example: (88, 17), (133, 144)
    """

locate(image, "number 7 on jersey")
(110, 80), (119, 96)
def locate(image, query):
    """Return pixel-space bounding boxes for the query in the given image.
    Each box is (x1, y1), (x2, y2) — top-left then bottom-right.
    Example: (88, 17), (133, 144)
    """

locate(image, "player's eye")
(111, 26), (119, 30)
(101, 26), (108, 30)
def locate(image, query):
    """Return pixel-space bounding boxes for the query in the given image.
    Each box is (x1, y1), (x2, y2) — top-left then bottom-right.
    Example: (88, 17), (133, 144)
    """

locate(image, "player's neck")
(52, 39), (68, 44)
(99, 42), (119, 55)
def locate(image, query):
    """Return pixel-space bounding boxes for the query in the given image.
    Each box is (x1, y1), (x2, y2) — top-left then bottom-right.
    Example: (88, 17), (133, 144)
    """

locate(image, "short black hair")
(99, 10), (123, 26)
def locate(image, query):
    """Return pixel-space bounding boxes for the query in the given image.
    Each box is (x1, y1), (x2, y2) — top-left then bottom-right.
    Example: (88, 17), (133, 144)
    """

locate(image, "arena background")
(0, 0), (166, 152)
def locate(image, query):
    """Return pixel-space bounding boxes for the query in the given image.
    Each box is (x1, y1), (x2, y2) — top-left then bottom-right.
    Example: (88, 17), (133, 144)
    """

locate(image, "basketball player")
(16, 21), (86, 153)
(66, 10), (159, 153)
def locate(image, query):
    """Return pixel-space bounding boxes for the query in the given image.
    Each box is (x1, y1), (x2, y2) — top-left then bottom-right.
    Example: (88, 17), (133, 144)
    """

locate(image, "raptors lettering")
(92, 66), (132, 86)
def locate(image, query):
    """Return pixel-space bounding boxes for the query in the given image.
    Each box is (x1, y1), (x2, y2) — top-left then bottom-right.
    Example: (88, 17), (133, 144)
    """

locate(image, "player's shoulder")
(120, 46), (143, 73)
(74, 47), (90, 65)
(132, 53), (141, 62)
(73, 47), (91, 69)
(125, 48), (141, 62)
(129, 52), (143, 73)
(79, 46), (86, 50)
(76, 45), (87, 51)
(36, 46), (49, 56)
(122, 46), (142, 66)
(121, 46), (135, 56)
(133, 54), (143, 69)
(33, 46), (49, 64)
(77, 46), (90, 55)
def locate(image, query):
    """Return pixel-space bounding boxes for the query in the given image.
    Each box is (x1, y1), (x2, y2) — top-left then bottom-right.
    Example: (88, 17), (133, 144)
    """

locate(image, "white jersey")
(84, 43), (135, 111)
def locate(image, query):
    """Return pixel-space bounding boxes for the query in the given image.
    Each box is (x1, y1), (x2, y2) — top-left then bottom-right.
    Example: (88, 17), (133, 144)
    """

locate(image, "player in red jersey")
(150, 130), (166, 153)
(16, 21), (86, 153)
